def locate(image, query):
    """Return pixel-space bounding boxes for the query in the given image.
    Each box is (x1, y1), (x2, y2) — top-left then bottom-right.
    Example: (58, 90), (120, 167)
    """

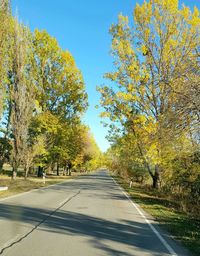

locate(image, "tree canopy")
(0, 0), (101, 178)
(99, 0), (200, 208)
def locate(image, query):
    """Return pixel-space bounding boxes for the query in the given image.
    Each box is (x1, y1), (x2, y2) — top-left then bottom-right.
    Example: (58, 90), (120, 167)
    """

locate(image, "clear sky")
(12, 0), (200, 152)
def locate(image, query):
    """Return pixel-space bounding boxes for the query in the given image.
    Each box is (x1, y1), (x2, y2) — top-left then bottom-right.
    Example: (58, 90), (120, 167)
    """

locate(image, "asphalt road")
(0, 170), (190, 256)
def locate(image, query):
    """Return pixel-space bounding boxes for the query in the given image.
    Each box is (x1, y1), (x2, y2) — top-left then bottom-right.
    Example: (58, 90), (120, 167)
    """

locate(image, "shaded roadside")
(112, 174), (200, 256)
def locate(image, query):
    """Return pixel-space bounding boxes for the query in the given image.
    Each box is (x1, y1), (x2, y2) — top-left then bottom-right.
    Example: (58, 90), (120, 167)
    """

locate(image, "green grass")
(113, 174), (200, 256)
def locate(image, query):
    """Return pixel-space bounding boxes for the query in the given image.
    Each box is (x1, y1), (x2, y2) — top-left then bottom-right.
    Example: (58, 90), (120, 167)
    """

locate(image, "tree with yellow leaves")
(0, 3), (90, 178)
(33, 30), (88, 119)
(99, 0), (200, 188)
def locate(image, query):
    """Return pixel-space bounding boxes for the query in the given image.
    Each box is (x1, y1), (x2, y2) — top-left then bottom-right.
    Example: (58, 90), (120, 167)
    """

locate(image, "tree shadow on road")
(0, 203), (170, 256)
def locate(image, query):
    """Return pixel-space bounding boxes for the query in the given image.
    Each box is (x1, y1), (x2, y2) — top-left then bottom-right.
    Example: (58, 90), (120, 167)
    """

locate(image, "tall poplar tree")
(10, 20), (35, 178)
(0, 0), (11, 116)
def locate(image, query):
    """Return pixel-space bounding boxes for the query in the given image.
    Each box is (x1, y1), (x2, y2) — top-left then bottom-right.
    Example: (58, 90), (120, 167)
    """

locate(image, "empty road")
(0, 170), (190, 256)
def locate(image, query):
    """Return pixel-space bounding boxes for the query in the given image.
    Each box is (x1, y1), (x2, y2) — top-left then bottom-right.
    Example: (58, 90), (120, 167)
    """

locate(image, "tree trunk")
(0, 160), (3, 173)
(24, 164), (30, 179)
(37, 166), (43, 177)
(131, 126), (156, 183)
(67, 167), (71, 176)
(56, 163), (59, 176)
(152, 176), (159, 189)
(12, 166), (17, 180)
(67, 162), (72, 176)
(152, 165), (161, 189)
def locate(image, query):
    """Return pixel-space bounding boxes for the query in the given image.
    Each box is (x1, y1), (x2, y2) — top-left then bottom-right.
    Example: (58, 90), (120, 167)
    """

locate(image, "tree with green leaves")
(0, 0), (12, 118)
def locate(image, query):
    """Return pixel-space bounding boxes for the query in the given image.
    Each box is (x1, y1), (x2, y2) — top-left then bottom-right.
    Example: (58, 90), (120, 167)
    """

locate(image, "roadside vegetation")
(0, 0), (102, 187)
(112, 174), (200, 256)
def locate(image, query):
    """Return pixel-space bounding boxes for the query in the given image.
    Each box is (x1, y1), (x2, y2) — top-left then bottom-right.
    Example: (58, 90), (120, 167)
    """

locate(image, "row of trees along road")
(0, 0), (102, 179)
(99, 0), (200, 214)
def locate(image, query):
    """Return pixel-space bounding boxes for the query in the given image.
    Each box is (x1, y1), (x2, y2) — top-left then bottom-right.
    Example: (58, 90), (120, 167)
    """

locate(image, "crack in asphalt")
(0, 190), (81, 255)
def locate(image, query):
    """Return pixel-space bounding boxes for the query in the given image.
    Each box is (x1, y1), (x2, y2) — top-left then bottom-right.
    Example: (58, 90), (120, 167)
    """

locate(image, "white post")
(43, 172), (46, 184)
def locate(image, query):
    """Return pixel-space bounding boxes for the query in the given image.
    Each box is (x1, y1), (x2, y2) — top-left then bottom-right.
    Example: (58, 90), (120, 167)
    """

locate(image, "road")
(0, 170), (190, 256)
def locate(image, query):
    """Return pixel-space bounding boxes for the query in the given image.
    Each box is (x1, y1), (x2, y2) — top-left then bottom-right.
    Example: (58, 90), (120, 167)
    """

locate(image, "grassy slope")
(113, 175), (200, 256)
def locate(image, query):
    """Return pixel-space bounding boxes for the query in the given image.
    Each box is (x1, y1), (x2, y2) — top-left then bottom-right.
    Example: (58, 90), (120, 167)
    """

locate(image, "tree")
(98, 0), (200, 188)
(72, 126), (102, 171)
(9, 20), (35, 178)
(33, 30), (88, 118)
(30, 30), (88, 176)
(0, 3), (92, 180)
(0, 0), (12, 117)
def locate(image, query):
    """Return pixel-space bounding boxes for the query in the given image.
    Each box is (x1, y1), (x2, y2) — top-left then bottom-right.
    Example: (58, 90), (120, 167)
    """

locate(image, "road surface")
(0, 170), (190, 256)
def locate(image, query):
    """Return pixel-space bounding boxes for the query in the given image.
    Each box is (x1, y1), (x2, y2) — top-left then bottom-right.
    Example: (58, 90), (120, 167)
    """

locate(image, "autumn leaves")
(98, 0), (200, 193)
(0, 0), (101, 178)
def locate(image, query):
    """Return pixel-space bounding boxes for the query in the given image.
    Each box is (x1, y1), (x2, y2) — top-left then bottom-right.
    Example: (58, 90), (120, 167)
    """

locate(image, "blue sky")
(12, 0), (200, 152)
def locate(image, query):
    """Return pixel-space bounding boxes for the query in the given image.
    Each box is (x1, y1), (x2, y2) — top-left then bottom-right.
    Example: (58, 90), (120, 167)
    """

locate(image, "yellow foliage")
(99, 0), (200, 198)
(181, 6), (190, 19)
(133, 115), (147, 125)
(146, 142), (160, 165)
(141, 45), (148, 55)
(189, 6), (200, 26)
(100, 112), (110, 118)
(134, 1), (152, 24)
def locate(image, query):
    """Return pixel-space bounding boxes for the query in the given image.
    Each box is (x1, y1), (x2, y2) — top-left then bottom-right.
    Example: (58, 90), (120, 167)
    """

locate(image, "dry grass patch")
(0, 174), (78, 199)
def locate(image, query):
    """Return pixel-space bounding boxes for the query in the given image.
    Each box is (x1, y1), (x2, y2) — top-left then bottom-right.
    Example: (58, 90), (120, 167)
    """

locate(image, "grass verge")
(0, 173), (80, 199)
(112, 174), (200, 256)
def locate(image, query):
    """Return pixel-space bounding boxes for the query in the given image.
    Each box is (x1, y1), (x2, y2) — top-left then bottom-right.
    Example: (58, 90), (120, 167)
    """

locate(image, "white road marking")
(111, 176), (178, 256)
